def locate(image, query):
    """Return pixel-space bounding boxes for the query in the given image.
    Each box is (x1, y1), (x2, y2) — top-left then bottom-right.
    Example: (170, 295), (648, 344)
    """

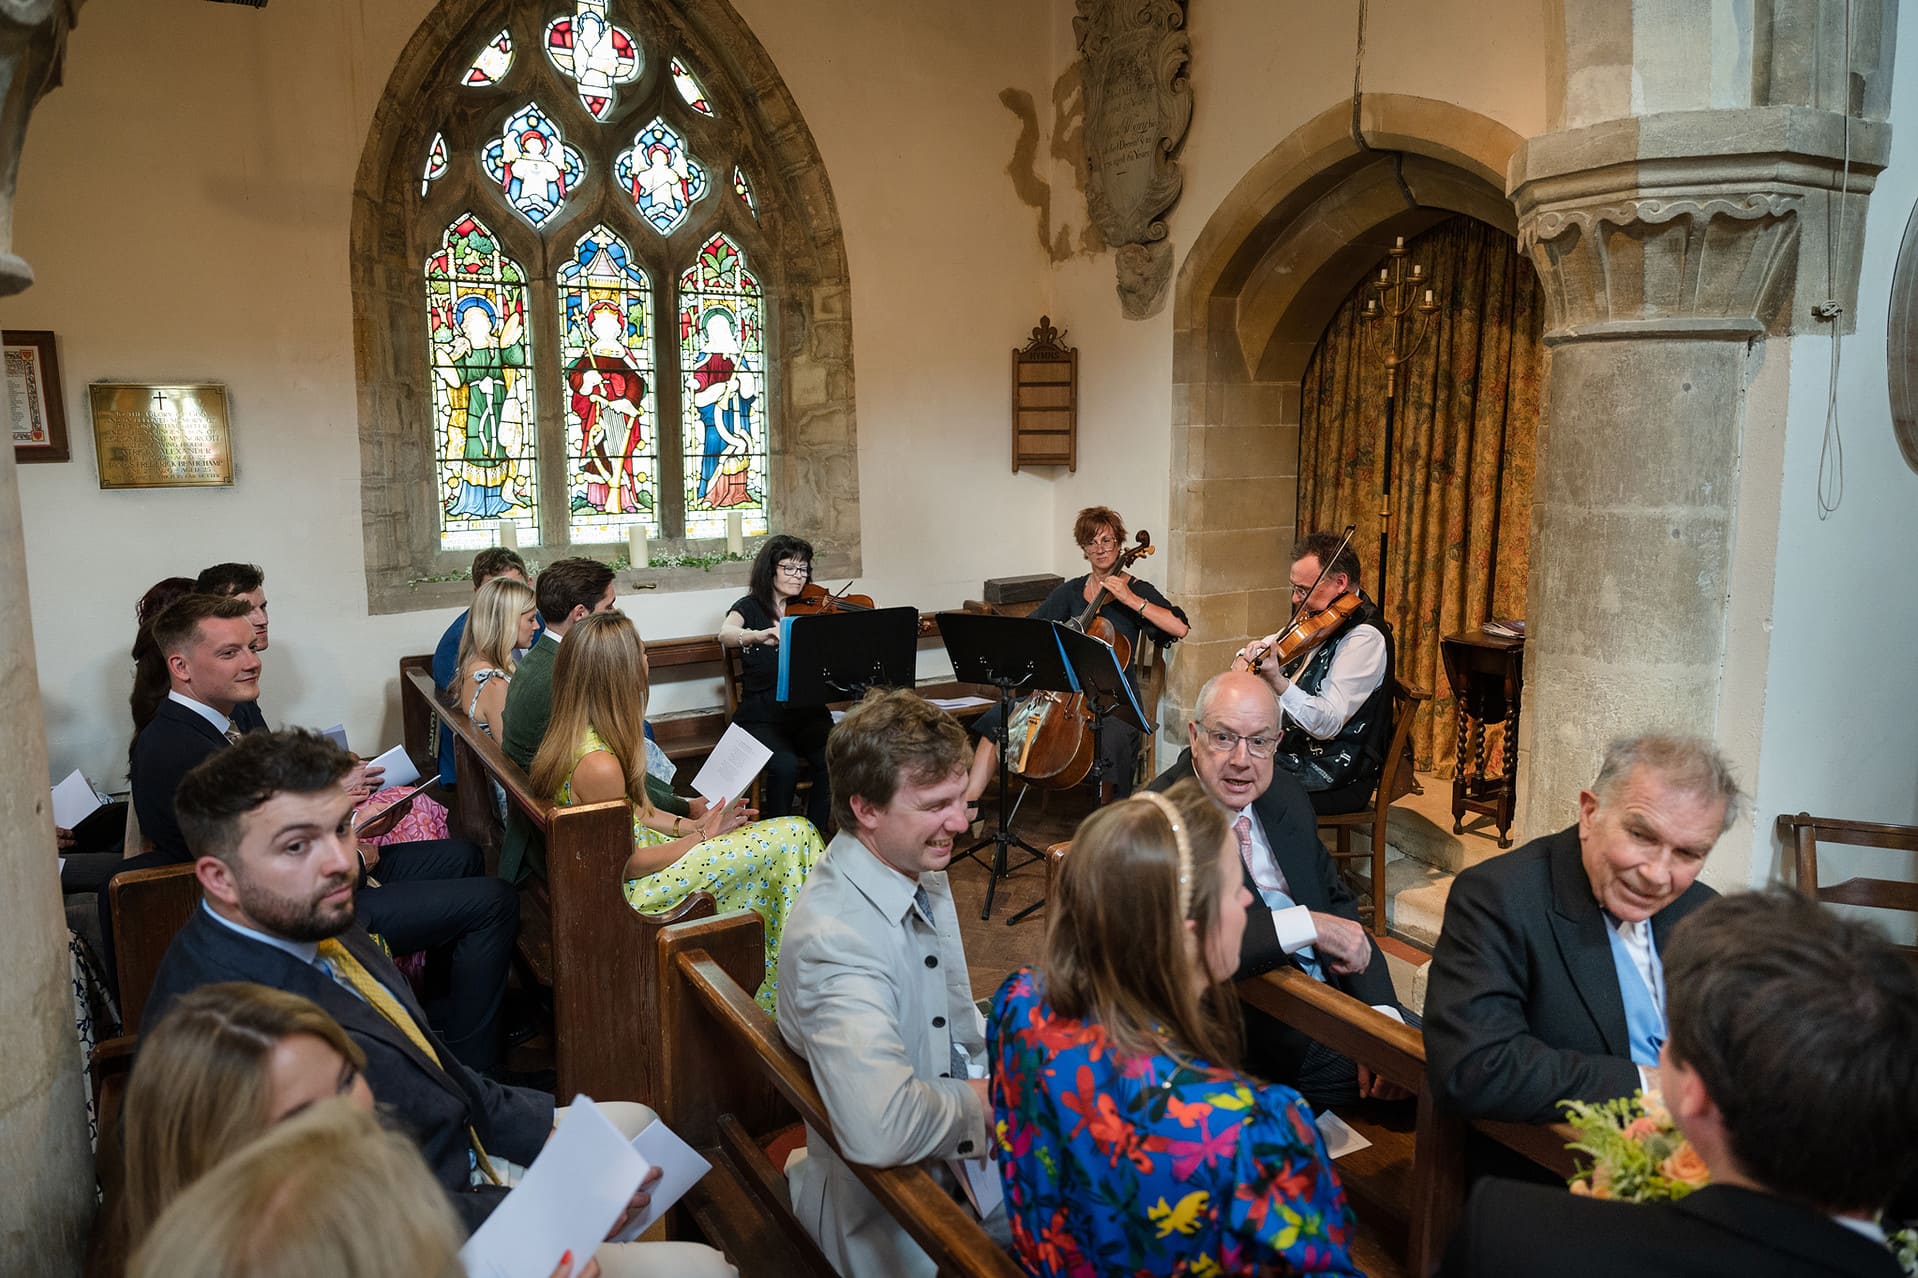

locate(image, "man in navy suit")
(1423, 735), (1736, 1123)
(1149, 670), (1410, 1107)
(127, 593), (518, 1074)
(143, 730), (735, 1275)
(1442, 890), (1916, 1278)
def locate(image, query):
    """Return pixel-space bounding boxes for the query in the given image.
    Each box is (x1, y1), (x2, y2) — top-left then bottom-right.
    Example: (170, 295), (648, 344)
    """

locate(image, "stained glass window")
(559, 226), (658, 541)
(421, 133), (448, 198)
(464, 29), (513, 87)
(481, 103), (585, 228)
(615, 119), (707, 235)
(425, 214), (537, 550)
(732, 165), (757, 219)
(545, 0), (641, 122)
(679, 234), (767, 538)
(670, 57), (714, 116)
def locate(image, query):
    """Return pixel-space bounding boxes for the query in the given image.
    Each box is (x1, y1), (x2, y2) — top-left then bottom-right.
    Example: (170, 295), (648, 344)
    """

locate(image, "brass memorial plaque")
(88, 383), (234, 489)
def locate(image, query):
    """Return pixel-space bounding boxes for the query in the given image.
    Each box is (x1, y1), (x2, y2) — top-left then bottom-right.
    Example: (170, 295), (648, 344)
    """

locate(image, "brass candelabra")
(1357, 236), (1441, 611)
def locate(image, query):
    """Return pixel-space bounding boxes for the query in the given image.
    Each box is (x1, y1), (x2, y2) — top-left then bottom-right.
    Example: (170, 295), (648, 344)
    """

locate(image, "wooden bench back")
(1776, 812), (1918, 962)
(1238, 967), (1577, 1274)
(399, 662), (718, 1103)
(656, 912), (1024, 1277)
(110, 863), (202, 1034)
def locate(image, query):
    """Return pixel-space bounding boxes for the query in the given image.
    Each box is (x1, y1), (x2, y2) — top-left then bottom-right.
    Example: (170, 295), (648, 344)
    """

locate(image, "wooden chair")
(1776, 812), (1918, 961)
(108, 863), (202, 1034)
(1131, 636), (1171, 789)
(656, 911), (1024, 1276)
(1318, 678), (1431, 936)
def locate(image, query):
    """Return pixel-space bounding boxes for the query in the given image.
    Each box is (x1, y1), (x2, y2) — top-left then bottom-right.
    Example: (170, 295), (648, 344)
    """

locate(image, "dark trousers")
(736, 706), (832, 834)
(357, 838), (517, 1075)
(1244, 986), (1422, 1110)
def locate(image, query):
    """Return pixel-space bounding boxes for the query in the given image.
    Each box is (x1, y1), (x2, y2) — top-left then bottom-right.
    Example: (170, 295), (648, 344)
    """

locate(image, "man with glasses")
(1148, 669), (1411, 1107)
(1233, 531), (1394, 816)
(963, 505), (1189, 807)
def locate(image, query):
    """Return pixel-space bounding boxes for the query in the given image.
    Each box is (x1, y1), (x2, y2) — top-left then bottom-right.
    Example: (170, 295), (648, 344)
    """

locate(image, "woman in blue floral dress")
(531, 611), (823, 1013)
(990, 779), (1361, 1276)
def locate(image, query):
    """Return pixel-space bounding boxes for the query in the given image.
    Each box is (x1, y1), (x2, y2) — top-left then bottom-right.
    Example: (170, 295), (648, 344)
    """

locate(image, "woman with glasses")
(719, 533), (834, 832)
(964, 506), (1189, 808)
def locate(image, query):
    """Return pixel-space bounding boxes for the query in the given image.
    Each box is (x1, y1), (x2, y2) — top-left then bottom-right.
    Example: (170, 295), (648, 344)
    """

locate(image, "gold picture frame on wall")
(7, 329), (69, 463)
(87, 382), (234, 489)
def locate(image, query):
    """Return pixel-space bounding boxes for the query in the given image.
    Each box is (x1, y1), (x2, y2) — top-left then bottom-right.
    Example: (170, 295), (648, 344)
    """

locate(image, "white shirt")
(201, 900), (318, 965)
(167, 688), (235, 737)
(1279, 624), (1387, 739)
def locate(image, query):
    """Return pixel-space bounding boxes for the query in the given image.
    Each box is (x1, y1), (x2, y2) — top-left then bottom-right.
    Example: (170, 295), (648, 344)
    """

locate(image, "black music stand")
(777, 606), (920, 705)
(936, 611), (1075, 920)
(1003, 624), (1149, 926)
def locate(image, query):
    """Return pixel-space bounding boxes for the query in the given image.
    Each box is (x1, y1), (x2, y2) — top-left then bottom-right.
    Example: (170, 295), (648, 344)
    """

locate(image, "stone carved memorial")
(1074, 0), (1191, 319)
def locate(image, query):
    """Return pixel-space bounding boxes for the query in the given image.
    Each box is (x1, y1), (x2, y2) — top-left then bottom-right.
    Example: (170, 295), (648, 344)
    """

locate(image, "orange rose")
(1623, 1116), (1660, 1141)
(1569, 1178), (1593, 1196)
(1661, 1143), (1710, 1188)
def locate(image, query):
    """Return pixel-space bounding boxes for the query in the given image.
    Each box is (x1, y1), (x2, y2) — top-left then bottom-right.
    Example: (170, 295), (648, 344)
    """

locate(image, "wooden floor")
(945, 783), (1098, 1002)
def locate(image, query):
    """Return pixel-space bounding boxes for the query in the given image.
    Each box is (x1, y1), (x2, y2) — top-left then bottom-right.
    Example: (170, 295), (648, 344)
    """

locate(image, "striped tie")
(315, 938), (501, 1185)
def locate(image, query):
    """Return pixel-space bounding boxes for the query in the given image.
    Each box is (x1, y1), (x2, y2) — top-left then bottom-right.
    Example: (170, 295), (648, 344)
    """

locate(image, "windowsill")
(366, 547), (862, 615)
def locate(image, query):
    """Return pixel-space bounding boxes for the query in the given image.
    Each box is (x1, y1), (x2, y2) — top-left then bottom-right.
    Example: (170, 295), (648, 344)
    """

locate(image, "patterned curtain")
(1298, 215), (1543, 777)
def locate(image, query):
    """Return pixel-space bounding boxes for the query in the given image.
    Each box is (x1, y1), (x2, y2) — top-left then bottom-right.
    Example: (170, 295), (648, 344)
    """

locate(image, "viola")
(1006, 531), (1156, 791)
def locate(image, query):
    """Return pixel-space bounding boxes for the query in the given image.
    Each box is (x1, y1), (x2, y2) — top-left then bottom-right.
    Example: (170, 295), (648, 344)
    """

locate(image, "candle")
(1411, 264), (1423, 279)
(628, 524), (649, 569)
(1394, 236), (1404, 249)
(498, 518), (517, 550)
(726, 511), (744, 556)
(1424, 288), (1435, 305)
(1379, 268), (1388, 282)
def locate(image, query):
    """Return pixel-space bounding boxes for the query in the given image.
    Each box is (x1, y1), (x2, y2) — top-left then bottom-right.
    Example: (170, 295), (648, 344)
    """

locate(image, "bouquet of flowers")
(1557, 1092), (1708, 1203)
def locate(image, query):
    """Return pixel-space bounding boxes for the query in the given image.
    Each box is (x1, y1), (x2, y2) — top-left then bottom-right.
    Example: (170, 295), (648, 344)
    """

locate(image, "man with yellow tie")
(145, 729), (735, 1277)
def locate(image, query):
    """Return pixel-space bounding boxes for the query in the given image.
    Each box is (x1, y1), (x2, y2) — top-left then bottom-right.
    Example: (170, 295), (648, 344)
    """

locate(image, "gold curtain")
(1298, 215), (1543, 778)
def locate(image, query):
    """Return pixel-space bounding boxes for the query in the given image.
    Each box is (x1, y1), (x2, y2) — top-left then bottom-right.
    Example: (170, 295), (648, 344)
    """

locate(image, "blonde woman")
(451, 573), (539, 743)
(988, 779), (1359, 1276)
(531, 610), (824, 1012)
(129, 1099), (468, 1278)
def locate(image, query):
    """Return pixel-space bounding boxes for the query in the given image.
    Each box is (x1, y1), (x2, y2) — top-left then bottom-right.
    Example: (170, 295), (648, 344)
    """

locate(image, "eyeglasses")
(1083, 534), (1119, 549)
(776, 562), (810, 578)
(1197, 722), (1279, 759)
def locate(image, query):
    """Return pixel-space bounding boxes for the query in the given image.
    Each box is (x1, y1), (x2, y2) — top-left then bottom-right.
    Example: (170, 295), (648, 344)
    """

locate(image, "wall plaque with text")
(88, 383), (234, 489)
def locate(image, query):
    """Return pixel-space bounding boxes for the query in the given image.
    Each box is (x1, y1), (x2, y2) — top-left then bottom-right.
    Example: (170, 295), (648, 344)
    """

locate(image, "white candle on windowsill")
(498, 518), (517, 550)
(629, 524), (649, 568)
(726, 511), (744, 556)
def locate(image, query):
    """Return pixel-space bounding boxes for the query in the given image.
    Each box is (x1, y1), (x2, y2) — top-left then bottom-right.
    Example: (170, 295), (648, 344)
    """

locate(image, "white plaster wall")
(1743, 7), (1918, 901)
(8, 0), (1055, 787)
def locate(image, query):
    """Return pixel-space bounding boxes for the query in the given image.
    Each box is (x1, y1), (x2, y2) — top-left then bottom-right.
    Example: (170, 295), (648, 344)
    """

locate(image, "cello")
(1004, 531), (1155, 790)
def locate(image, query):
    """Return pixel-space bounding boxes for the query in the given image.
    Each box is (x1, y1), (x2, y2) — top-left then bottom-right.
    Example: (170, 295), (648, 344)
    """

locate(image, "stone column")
(1512, 89), (1889, 836)
(0, 3), (98, 1274)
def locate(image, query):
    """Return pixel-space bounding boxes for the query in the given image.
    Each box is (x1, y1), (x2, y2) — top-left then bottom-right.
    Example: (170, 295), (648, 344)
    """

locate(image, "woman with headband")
(987, 779), (1360, 1276)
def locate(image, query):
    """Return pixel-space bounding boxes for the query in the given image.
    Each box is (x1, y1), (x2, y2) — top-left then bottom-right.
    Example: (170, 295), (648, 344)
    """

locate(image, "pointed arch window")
(356, 0), (856, 611)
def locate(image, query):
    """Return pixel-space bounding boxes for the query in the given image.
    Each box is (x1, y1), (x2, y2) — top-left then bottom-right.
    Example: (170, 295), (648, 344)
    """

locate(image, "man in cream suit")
(777, 689), (997, 1278)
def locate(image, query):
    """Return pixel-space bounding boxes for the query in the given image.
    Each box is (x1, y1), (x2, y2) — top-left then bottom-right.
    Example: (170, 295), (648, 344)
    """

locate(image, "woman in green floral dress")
(530, 611), (823, 1012)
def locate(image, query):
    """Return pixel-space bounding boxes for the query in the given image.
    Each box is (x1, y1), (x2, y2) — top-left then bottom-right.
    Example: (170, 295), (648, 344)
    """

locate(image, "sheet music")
(689, 723), (772, 804)
(50, 769), (107, 829)
(1315, 1109), (1373, 1160)
(319, 723), (350, 751)
(927, 695), (994, 711)
(609, 1120), (714, 1241)
(460, 1096), (643, 1278)
(366, 742), (421, 789)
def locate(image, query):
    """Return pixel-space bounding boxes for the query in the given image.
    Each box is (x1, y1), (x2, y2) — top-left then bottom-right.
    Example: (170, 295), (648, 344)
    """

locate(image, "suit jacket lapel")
(163, 697), (231, 749)
(1545, 830), (1631, 1058)
(333, 927), (475, 1105)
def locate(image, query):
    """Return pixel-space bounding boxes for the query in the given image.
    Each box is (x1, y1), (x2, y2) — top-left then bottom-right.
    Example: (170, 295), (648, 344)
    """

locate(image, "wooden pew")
(1237, 968), (1578, 1276)
(399, 661), (718, 1105)
(109, 863), (202, 1034)
(656, 911), (1024, 1277)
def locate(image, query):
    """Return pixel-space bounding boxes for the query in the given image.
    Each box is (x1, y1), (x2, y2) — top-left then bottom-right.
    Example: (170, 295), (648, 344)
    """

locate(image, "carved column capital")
(1510, 106), (1890, 342)
(0, 0), (84, 297)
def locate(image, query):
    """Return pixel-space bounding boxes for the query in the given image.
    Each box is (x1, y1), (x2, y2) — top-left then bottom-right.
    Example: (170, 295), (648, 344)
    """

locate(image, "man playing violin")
(1234, 531), (1394, 815)
(965, 506), (1189, 807)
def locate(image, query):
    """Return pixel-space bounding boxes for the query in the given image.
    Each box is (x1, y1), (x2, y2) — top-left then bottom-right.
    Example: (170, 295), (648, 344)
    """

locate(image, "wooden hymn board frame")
(87, 382), (234, 489)
(1011, 315), (1077, 472)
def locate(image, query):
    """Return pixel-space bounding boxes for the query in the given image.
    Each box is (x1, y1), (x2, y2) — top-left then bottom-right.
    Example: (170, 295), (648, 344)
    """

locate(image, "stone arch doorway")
(1163, 95), (1524, 738)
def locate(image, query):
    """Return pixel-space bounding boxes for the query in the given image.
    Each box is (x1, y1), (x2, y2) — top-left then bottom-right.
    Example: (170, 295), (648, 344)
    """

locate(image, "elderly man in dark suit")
(128, 592), (517, 1074)
(1148, 670), (1410, 1107)
(144, 730), (734, 1275)
(1423, 734), (1738, 1123)
(1441, 889), (1916, 1278)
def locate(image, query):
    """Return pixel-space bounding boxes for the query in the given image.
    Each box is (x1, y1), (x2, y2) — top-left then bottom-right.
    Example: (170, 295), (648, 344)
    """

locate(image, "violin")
(1238, 522), (1359, 678)
(1006, 531), (1156, 791)
(786, 580), (937, 636)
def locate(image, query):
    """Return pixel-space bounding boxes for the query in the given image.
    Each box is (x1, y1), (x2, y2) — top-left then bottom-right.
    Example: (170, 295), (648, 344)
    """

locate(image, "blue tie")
(1606, 917), (1666, 1068)
(1234, 816), (1323, 981)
